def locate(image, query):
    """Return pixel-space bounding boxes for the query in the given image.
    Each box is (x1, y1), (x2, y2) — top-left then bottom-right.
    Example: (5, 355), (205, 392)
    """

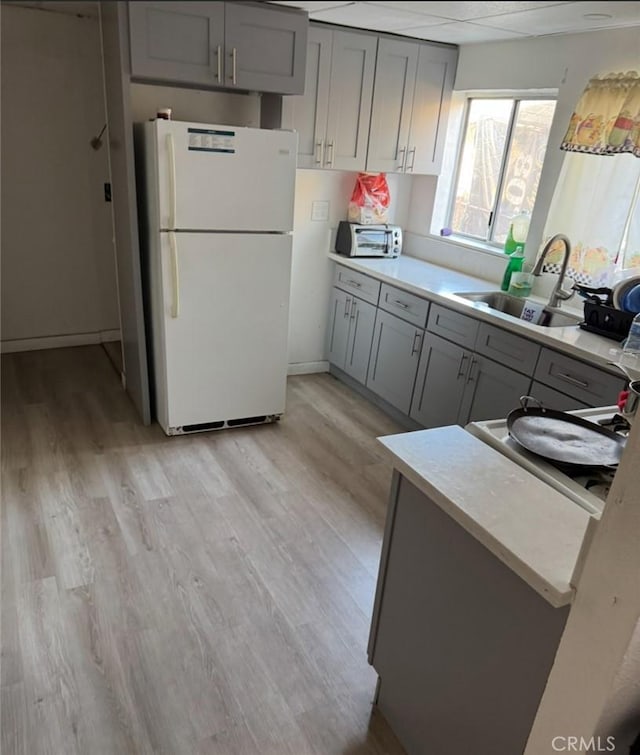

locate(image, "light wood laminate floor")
(1, 346), (406, 755)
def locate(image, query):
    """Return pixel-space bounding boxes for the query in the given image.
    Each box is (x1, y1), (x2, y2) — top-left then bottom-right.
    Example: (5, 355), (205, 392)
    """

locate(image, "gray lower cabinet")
(409, 332), (468, 428)
(369, 473), (569, 755)
(461, 355), (532, 424)
(367, 310), (423, 414)
(128, 1), (307, 94)
(327, 287), (375, 384)
(530, 381), (590, 412)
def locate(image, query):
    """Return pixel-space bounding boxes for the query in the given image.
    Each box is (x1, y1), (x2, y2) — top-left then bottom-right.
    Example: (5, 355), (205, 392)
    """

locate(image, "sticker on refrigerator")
(187, 128), (236, 154)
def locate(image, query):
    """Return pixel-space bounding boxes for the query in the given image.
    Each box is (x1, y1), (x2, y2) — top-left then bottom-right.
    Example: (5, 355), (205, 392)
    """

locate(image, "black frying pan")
(506, 396), (626, 471)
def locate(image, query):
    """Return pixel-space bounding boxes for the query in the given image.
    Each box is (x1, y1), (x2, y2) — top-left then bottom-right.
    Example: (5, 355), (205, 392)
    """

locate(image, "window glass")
(450, 97), (556, 246)
(493, 100), (556, 243)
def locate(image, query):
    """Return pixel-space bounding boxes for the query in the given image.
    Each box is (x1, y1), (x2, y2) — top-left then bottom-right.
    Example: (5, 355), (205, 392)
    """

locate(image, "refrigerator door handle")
(169, 231), (180, 318)
(167, 132), (177, 230)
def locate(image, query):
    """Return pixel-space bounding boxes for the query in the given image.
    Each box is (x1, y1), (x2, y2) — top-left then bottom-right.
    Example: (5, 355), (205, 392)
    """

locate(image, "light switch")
(311, 200), (330, 222)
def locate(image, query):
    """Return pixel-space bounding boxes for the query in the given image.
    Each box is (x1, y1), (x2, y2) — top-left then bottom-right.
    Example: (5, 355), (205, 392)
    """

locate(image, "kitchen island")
(368, 425), (594, 755)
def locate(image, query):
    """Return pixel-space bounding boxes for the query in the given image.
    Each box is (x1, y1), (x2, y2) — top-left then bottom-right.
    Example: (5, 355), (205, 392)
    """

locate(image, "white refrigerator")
(137, 119), (297, 435)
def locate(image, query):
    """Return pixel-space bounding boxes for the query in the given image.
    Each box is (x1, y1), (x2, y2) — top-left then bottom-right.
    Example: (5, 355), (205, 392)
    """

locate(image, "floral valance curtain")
(561, 72), (640, 157)
(541, 72), (640, 286)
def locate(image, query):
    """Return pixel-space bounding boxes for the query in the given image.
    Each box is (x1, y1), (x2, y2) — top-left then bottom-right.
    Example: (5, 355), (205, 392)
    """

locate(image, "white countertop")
(378, 426), (593, 608)
(329, 253), (628, 374)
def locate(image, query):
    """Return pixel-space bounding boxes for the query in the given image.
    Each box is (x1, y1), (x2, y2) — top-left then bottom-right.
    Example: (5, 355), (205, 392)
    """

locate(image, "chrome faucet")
(532, 233), (575, 309)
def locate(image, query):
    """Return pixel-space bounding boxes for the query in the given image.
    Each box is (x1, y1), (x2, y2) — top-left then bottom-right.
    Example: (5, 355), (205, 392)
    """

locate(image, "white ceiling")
(269, 1), (640, 44)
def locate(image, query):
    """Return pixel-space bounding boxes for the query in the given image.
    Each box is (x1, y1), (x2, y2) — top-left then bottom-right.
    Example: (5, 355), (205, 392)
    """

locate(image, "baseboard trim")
(1, 330), (121, 354)
(287, 361), (330, 376)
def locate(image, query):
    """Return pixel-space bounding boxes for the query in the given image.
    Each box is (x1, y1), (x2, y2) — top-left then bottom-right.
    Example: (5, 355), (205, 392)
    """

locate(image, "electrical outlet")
(311, 200), (329, 222)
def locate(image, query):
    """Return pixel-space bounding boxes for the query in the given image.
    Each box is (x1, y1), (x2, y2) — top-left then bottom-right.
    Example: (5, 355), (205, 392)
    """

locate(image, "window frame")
(446, 94), (557, 249)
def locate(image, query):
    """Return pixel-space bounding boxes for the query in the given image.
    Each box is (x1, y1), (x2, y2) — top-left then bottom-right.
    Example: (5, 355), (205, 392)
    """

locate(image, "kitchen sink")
(456, 291), (582, 328)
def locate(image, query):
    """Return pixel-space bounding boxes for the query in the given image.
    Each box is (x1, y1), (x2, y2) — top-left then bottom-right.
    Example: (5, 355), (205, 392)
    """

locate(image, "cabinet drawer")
(475, 323), (540, 376)
(379, 284), (429, 328)
(534, 349), (625, 407)
(334, 266), (381, 305)
(529, 381), (589, 412)
(427, 304), (479, 350)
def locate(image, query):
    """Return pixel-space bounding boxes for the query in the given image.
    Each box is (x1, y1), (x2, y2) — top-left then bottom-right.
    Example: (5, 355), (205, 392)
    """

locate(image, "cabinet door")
(367, 310), (422, 414)
(530, 381), (589, 412)
(224, 3), (307, 95)
(344, 298), (376, 384)
(366, 38), (418, 174)
(282, 26), (332, 168)
(406, 44), (457, 175)
(325, 31), (377, 171)
(129, 2), (224, 87)
(327, 287), (351, 370)
(461, 355), (532, 425)
(410, 332), (468, 428)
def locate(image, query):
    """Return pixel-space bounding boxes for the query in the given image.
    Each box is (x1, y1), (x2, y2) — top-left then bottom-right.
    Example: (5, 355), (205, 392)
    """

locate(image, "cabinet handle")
(393, 299), (409, 309)
(314, 140), (324, 165)
(457, 353), (468, 379)
(346, 278), (361, 288)
(344, 296), (351, 318)
(215, 45), (222, 84)
(467, 358), (478, 383)
(350, 300), (357, 320)
(411, 331), (422, 356)
(557, 373), (589, 389)
(325, 141), (334, 168)
(397, 146), (406, 172)
(231, 47), (237, 85)
(406, 147), (416, 172)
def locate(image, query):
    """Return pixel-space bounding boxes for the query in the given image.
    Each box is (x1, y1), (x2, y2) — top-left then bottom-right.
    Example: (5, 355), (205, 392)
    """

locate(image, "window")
(449, 97), (556, 247)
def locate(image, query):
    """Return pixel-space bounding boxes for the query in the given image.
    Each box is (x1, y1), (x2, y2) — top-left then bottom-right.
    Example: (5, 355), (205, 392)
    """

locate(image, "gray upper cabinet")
(366, 38), (418, 174)
(367, 310), (422, 414)
(284, 26), (332, 168)
(410, 332), (468, 428)
(461, 355), (532, 425)
(129, 2), (225, 87)
(284, 27), (376, 170)
(128, 1), (307, 94)
(325, 31), (377, 171)
(408, 44), (457, 175)
(327, 287), (375, 385)
(366, 40), (457, 175)
(224, 3), (307, 94)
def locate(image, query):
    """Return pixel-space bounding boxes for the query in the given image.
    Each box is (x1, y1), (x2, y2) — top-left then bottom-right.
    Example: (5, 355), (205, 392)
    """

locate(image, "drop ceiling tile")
(369, 1), (571, 22)
(473, 1), (640, 34)
(395, 20), (529, 43)
(310, 2), (445, 30)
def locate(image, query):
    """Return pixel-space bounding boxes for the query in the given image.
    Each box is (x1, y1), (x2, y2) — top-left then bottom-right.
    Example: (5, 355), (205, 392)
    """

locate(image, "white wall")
(129, 83), (260, 126)
(404, 26), (640, 278)
(1, 5), (120, 349)
(288, 170), (412, 371)
(455, 26), (640, 260)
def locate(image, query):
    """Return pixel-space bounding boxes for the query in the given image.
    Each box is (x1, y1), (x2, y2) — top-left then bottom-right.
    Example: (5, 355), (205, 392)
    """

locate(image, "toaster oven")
(335, 221), (402, 258)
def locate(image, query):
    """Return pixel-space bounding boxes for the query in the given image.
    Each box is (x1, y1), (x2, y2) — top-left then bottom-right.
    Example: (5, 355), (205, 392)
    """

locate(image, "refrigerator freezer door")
(155, 120), (297, 232)
(153, 232), (292, 431)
